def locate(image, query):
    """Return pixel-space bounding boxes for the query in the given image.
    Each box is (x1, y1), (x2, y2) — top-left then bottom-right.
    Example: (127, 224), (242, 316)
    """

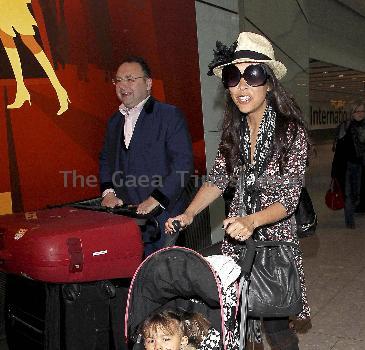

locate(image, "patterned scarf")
(237, 105), (276, 348)
(239, 104), (276, 227)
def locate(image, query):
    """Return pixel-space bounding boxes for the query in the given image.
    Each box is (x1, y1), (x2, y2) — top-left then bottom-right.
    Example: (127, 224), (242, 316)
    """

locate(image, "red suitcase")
(0, 207), (143, 283)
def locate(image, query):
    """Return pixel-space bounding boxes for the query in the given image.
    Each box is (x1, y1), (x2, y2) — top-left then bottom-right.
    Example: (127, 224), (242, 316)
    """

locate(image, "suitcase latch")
(67, 238), (84, 272)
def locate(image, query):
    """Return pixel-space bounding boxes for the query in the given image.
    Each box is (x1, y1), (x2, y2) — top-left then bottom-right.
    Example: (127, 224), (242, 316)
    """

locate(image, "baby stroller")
(125, 246), (241, 350)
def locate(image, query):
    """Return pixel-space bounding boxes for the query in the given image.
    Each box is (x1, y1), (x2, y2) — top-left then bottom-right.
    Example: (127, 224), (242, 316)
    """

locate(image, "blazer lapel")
(114, 112), (124, 168)
(128, 97), (155, 150)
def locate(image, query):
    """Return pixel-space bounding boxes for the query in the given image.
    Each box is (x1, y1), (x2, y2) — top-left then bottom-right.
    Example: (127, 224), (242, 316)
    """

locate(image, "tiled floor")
(1, 143), (364, 349)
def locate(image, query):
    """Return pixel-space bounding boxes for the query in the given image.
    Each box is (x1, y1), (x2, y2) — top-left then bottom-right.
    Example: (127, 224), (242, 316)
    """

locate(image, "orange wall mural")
(0, 0), (70, 115)
(0, 0), (205, 213)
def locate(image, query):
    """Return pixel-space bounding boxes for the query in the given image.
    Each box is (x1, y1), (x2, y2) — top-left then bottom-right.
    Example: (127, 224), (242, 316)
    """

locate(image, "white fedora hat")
(211, 32), (287, 80)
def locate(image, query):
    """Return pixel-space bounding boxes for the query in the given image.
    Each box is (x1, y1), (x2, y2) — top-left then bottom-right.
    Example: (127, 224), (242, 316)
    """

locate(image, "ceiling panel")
(337, 0), (365, 17)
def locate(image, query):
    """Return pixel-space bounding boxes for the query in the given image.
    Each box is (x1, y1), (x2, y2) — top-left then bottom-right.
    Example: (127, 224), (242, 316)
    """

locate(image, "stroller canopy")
(125, 247), (224, 342)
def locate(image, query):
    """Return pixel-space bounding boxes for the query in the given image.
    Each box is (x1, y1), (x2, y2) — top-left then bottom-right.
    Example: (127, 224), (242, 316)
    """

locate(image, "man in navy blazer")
(99, 56), (193, 255)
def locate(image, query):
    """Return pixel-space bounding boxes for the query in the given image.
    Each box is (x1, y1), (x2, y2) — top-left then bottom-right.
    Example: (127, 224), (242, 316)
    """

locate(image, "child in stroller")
(125, 246), (241, 350)
(141, 309), (220, 350)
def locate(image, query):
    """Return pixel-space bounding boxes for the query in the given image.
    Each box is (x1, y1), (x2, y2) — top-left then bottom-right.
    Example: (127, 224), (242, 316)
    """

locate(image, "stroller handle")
(172, 220), (182, 232)
(164, 220), (181, 247)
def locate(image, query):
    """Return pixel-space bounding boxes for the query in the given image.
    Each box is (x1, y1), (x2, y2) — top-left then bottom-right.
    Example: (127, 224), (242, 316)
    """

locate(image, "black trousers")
(263, 317), (299, 350)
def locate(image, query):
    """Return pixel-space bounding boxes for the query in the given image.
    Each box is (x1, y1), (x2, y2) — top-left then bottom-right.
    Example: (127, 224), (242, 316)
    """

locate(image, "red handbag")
(325, 178), (344, 210)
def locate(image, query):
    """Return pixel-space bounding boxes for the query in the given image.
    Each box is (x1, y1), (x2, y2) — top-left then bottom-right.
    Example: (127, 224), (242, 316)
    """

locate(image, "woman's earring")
(266, 89), (272, 100)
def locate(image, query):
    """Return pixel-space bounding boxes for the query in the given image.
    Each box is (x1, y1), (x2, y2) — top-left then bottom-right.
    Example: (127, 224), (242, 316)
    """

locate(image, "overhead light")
(339, 74), (344, 77)
(341, 86), (345, 89)
(352, 77), (357, 80)
(330, 99), (346, 109)
(330, 84), (335, 87)
(323, 71), (328, 74)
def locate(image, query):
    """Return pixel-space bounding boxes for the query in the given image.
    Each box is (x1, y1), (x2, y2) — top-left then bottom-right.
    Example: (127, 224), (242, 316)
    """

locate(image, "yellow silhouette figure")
(0, 0), (70, 115)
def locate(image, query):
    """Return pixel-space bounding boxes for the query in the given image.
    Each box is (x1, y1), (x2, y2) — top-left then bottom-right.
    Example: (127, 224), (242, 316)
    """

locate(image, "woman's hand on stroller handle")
(171, 220), (182, 232)
(165, 213), (194, 234)
(223, 216), (256, 241)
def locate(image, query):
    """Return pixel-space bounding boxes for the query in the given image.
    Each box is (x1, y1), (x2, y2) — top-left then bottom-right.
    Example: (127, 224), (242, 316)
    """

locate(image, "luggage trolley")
(0, 199), (160, 350)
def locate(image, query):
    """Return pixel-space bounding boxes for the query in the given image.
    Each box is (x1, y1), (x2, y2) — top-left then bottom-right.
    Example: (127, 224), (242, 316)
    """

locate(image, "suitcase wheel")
(101, 281), (116, 298)
(62, 284), (81, 302)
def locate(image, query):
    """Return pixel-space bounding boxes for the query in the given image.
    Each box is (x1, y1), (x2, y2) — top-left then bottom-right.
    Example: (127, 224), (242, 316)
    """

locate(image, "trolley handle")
(69, 201), (162, 242)
(111, 205), (161, 242)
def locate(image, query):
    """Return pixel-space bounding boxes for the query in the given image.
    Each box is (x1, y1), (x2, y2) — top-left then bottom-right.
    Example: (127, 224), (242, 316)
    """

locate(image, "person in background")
(166, 32), (311, 349)
(99, 56), (193, 256)
(332, 100), (365, 228)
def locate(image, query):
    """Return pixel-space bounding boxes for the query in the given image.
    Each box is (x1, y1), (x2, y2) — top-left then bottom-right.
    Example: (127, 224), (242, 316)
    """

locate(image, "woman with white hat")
(166, 32), (310, 349)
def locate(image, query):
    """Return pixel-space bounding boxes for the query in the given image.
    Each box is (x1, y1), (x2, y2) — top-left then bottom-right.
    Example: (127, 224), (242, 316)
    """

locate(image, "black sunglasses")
(222, 64), (268, 88)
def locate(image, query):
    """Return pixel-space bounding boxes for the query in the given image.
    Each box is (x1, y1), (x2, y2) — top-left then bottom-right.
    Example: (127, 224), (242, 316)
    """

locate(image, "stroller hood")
(125, 247), (223, 342)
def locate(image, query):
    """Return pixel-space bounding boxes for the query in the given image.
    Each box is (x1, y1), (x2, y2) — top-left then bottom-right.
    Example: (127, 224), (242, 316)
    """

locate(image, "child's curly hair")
(181, 312), (211, 347)
(141, 310), (184, 339)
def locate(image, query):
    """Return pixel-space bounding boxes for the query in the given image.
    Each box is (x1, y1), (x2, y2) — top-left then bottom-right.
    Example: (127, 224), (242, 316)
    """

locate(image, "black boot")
(265, 328), (299, 350)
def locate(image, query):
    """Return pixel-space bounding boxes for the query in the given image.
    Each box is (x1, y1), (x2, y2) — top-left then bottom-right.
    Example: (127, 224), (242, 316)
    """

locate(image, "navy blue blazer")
(99, 97), (193, 218)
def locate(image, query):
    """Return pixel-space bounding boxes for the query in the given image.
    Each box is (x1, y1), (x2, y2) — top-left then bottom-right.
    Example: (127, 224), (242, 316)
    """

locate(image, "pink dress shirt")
(119, 96), (150, 149)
